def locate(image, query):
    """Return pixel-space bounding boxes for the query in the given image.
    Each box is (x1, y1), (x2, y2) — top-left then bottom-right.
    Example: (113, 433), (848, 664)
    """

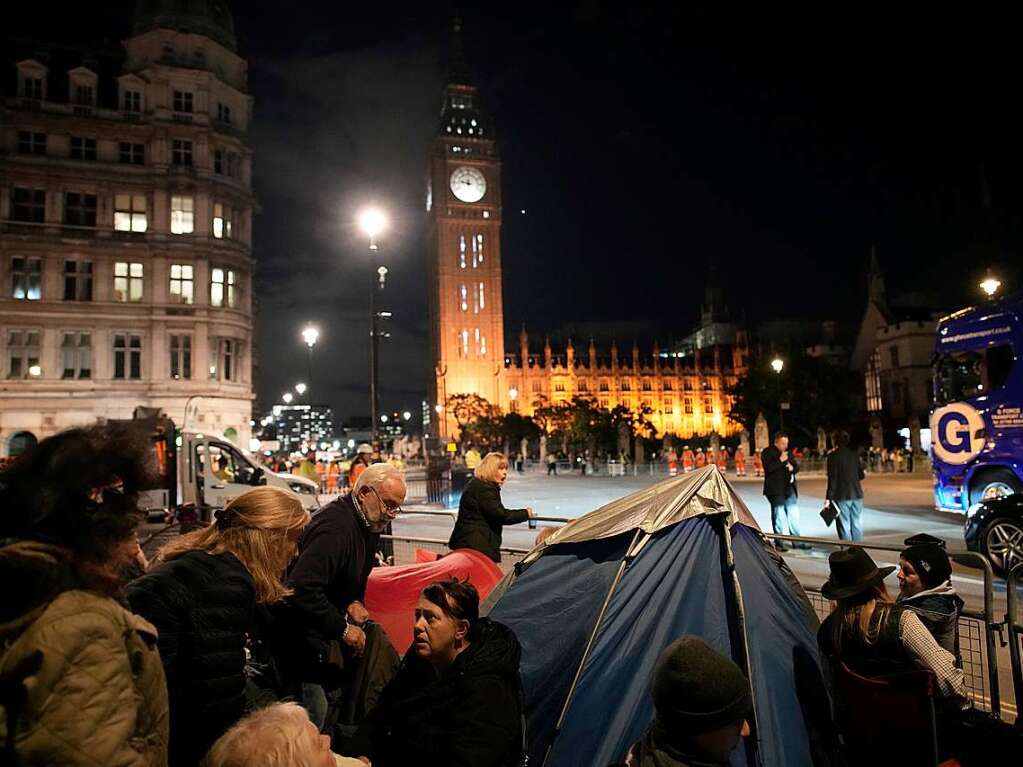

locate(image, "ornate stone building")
(0, 0), (254, 455)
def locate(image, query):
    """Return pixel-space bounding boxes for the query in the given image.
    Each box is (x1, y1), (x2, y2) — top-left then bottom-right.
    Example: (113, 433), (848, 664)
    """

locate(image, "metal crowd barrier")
(1006, 563), (1023, 724)
(380, 534), (531, 575)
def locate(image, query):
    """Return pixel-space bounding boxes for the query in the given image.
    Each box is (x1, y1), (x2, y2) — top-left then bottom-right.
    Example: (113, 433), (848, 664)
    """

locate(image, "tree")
(446, 393), (497, 441)
(729, 355), (864, 442)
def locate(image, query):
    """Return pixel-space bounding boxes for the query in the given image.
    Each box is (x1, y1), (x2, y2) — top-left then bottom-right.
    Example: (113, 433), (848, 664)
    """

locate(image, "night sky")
(11, 3), (1023, 423)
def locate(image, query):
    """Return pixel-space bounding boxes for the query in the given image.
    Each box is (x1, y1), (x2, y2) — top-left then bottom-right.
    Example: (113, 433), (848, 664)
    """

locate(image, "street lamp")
(770, 356), (788, 431)
(282, 392), (293, 404)
(402, 411), (412, 421)
(770, 357), (784, 374)
(301, 324), (319, 401)
(980, 269), (1002, 298)
(359, 206), (389, 444)
(295, 382), (307, 397)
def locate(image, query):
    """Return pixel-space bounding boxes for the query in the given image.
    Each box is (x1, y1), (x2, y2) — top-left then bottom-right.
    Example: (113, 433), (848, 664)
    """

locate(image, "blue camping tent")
(485, 466), (830, 766)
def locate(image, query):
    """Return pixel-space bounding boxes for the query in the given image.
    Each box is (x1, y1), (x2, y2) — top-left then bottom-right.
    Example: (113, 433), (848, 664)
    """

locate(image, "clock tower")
(426, 28), (506, 438)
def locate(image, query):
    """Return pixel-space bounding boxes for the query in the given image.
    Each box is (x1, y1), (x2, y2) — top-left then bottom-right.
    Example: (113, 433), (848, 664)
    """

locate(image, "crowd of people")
(0, 425), (1011, 766)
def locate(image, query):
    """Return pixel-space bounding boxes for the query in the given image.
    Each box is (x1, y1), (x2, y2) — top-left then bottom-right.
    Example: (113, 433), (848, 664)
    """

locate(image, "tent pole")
(542, 527), (645, 767)
(721, 520), (763, 767)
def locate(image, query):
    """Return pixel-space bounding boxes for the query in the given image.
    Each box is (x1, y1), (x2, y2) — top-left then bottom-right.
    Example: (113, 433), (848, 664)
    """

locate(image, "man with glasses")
(282, 463), (407, 730)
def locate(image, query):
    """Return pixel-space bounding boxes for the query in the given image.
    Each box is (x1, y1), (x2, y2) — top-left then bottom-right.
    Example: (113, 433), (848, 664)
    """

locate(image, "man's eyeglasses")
(369, 485), (402, 516)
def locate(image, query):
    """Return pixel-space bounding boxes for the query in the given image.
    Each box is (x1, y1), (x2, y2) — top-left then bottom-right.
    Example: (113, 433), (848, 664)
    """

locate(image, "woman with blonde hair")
(448, 452), (535, 562)
(128, 486), (310, 766)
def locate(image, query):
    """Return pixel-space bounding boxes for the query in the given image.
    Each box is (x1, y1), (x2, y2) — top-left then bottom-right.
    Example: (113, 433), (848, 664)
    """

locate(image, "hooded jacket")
(0, 540), (169, 766)
(350, 618), (523, 767)
(897, 581), (964, 662)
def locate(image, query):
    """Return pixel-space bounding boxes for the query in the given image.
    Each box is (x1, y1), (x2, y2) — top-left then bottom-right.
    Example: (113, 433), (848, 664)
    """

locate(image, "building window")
(578, 381), (588, 392)
(169, 264), (194, 304)
(211, 268), (236, 308)
(73, 84), (94, 106)
(119, 142), (145, 164)
(554, 382), (565, 392)
(114, 262), (143, 302)
(7, 330), (40, 378)
(70, 136), (97, 161)
(663, 380), (673, 391)
(458, 235), (467, 269)
(475, 281), (485, 312)
(17, 131), (46, 155)
(642, 381), (652, 391)
(12, 187), (45, 222)
(472, 233), (484, 267)
(10, 256), (42, 300)
(621, 380), (631, 391)
(170, 334), (192, 379)
(63, 260), (93, 301)
(600, 398), (609, 409)
(227, 152), (240, 177)
(459, 329), (469, 358)
(214, 148), (224, 174)
(459, 283), (468, 312)
(685, 399), (694, 414)
(21, 77), (43, 99)
(114, 194), (148, 232)
(532, 381), (541, 393)
(123, 89), (142, 112)
(172, 90), (194, 113)
(216, 102), (232, 124)
(865, 349), (883, 413)
(212, 203), (233, 238)
(664, 399), (673, 414)
(113, 334), (142, 379)
(703, 398), (713, 412)
(170, 196), (194, 234)
(222, 339), (235, 381)
(599, 380), (609, 392)
(172, 139), (193, 166)
(60, 332), (91, 379)
(889, 345), (901, 368)
(63, 192), (97, 227)
(684, 380), (694, 391)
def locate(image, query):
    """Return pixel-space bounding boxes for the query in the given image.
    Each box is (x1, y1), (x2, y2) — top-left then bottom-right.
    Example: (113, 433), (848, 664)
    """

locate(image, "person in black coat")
(127, 486), (310, 766)
(825, 430), (866, 542)
(350, 578), (523, 767)
(449, 452), (534, 562)
(761, 432), (807, 551)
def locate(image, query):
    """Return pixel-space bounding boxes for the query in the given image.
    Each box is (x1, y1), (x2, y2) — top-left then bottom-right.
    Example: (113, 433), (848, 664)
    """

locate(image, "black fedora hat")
(821, 548), (895, 600)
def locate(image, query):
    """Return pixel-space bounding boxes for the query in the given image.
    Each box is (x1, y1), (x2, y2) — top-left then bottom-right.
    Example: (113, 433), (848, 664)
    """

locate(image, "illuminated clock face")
(449, 166), (487, 203)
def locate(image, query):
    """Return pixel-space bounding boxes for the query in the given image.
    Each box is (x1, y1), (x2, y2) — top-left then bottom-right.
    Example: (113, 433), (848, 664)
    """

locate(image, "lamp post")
(980, 268), (1002, 299)
(771, 357), (787, 431)
(358, 207), (388, 444)
(301, 324), (319, 398)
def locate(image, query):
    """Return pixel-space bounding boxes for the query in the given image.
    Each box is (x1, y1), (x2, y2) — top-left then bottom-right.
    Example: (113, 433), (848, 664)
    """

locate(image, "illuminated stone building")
(0, 1), (254, 455)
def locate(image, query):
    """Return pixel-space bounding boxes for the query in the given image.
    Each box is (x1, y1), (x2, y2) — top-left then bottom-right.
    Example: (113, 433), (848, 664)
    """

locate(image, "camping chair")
(833, 662), (959, 767)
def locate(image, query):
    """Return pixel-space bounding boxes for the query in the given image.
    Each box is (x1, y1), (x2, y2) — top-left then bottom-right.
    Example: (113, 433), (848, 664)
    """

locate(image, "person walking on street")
(734, 446), (747, 477)
(449, 452), (535, 563)
(825, 430), (866, 542)
(547, 452), (557, 475)
(762, 432), (807, 551)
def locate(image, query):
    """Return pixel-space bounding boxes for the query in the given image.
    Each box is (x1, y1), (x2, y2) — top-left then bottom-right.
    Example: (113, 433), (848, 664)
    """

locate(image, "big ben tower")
(427, 21), (506, 438)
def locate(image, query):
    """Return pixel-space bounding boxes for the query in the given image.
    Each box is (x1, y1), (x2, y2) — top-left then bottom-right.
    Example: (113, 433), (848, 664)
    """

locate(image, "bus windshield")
(933, 343), (1015, 405)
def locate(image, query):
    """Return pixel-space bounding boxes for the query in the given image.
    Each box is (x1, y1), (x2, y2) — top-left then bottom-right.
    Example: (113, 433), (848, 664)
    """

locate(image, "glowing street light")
(435, 404), (444, 414)
(402, 411), (412, 421)
(301, 325), (320, 348)
(295, 382), (307, 396)
(359, 205), (390, 443)
(980, 269), (1002, 298)
(28, 364), (42, 377)
(282, 392), (293, 404)
(358, 207), (387, 249)
(770, 357), (784, 374)
(509, 387), (519, 401)
(380, 414), (389, 423)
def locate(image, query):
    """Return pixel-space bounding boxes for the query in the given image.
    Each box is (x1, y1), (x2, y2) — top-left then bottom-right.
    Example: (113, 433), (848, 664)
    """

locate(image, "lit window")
(63, 193), (97, 227)
(118, 142), (144, 164)
(172, 90), (193, 113)
(114, 262), (144, 302)
(115, 195), (148, 232)
(212, 203), (233, 238)
(10, 256), (42, 300)
(172, 139), (193, 166)
(169, 264), (194, 304)
(170, 335), (192, 379)
(480, 332), (487, 357)
(458, 235), (467, 268)
(460, 329), (469, 358)
(17, 131), (46, 155)
(69, 136), (96, 161)
(7, 330), (41, 378)
(471, 233), (484, 267)
(459, 284), (468, 312)
(170, 196), (194, 234)
(664, 399), (673, 414)
(63, 260), (93, 301)
(211, 268), (236, 308)
(113, 334), (142, 380)
(60, 332), (92, 379)
(476, 282), (485, 312)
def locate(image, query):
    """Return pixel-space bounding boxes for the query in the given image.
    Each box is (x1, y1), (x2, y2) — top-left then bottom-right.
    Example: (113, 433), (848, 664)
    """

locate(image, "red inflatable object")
(365, 548), (505, 653)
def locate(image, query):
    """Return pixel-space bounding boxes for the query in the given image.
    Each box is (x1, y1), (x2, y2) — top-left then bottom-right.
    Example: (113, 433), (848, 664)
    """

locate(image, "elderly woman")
(0, 424), (169, 766)
(350, 579), (523, 767)
(128, 486), (310, 766)
(448, 451), (534, 562)
(204, 702), (363, 767)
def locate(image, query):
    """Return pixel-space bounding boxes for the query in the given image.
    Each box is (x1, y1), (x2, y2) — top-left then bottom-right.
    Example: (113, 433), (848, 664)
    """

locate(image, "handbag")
(820, 500), (838, 527)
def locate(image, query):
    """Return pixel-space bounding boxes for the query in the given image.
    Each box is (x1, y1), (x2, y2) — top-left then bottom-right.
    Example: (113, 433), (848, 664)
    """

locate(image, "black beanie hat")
(652, 636), (753, 736)
(901, 543), (952, 589)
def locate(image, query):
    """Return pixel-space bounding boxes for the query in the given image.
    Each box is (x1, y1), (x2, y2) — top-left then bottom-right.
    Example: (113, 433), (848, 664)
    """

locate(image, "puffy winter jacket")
(127, 550), (255, 766)
(0, 540), (169, 766)
(448, 478), (530, 562)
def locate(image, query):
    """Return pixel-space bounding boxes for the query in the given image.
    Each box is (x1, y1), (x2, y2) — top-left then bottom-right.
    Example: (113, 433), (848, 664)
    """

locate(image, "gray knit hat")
(652, 636), (753, 735)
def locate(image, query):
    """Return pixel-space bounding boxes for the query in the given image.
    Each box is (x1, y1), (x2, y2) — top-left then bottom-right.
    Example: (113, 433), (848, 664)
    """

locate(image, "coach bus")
(930, 290), (1023, 512)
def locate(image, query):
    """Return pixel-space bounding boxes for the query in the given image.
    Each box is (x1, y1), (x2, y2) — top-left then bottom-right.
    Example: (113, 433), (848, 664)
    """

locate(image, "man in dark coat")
(448, 465), (531, 563)
(762, 432), (807, 551)
(284, 462), (406, 728)
(825, 430), (865, 541)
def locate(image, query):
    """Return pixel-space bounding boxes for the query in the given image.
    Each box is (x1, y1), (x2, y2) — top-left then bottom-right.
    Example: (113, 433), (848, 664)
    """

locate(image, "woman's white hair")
(352, 461), (404, 494)
(202, 702), (320, 767)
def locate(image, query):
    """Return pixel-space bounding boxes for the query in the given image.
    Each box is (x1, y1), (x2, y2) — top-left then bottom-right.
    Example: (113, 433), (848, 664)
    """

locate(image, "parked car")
(965, 493), (1023, 575)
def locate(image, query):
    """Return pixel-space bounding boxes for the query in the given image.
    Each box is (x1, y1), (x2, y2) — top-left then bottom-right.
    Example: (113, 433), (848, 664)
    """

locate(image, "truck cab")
(179, 432), (320, 512)
(930, 291), (1023, 511)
